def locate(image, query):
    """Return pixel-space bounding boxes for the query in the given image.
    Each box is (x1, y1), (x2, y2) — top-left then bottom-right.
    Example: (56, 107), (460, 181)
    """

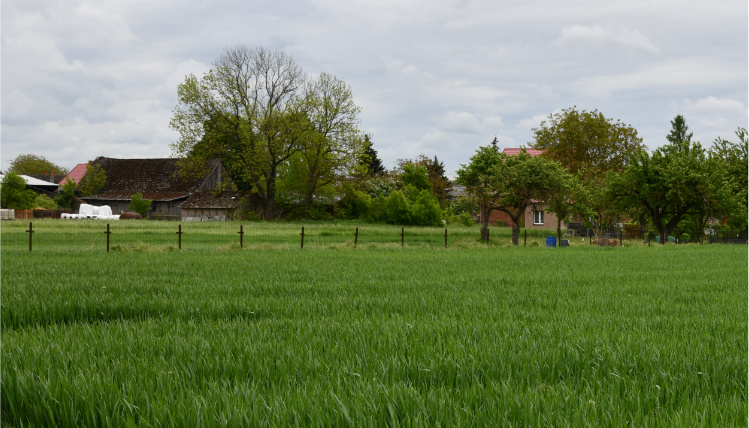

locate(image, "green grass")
(1, 220), (746, 426)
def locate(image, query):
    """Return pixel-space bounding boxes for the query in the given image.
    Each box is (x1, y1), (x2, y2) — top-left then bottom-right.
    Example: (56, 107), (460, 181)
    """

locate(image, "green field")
(2, 220), (747, 426)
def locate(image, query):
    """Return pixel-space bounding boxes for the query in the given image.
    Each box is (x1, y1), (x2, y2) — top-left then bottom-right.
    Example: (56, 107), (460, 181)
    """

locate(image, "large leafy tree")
(488, 150), (571, 245)
(456, 144), (503, 241)
(532, 107), (644, 233)
(171, 46), (362, 220)
(292, 73), (364, 211)
(532, 107), (645, 179)
(7, 154), (69, 176)
(610, 139), (729, 244)
(545, 173), (586, 244)
(709, 127), (748, 232)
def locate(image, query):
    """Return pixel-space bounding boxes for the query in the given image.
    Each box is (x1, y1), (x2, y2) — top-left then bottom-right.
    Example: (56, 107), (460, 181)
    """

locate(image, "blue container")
(546, 236), (557, 247)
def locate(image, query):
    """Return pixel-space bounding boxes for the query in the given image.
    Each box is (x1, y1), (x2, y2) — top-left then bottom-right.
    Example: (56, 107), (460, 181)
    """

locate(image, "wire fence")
(1, 220), (593, 252)
(2, 219), (745, 252)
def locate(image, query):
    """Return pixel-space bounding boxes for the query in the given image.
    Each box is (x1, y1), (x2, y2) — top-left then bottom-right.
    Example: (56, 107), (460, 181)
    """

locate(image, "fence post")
(176, 224), (183, 249)
(619, 231), (622, 247)
(401, 228), (404, 247)
(301, 226), (305, 249)
(524, 229), (527, 246)
(354, 227), (359, 248)
(105, 223), (111, 252)
(238, 225), (244, 248)
(26, 222), (33, 252)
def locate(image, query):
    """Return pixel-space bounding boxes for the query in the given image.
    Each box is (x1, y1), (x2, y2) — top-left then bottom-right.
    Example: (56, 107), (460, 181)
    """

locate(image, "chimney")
(50, 169), (55, 183)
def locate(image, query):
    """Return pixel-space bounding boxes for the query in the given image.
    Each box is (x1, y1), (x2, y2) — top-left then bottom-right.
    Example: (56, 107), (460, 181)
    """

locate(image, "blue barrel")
(546, 236), (557, 247)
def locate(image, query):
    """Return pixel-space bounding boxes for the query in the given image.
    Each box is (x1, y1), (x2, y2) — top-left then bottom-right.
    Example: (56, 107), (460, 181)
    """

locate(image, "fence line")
(6, 220), (746, 252)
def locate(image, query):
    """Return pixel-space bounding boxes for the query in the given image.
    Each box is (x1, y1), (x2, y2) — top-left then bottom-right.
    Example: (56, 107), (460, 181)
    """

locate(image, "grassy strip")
(0, 219), (632, 252)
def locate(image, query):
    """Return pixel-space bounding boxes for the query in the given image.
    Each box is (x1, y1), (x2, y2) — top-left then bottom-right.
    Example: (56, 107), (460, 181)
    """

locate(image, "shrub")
(367, 196), (387, 222)
(410, 190), (442, 226)
(128, 193), (153, 217)
(336, 189), (371, 220)
(456, 213), (476, 227)
(32, 194), (58, 210)
(382, 191), (410, 225)
(54, 178), (77, 210)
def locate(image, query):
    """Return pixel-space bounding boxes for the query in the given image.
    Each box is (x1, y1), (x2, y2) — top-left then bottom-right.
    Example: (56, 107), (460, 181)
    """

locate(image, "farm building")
(0, 174), (61, 197)
(29, 170), (68, 185)
(81, 157), (239, 220)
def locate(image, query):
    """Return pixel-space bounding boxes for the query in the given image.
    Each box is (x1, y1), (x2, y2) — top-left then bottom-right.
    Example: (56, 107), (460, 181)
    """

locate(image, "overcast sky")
(2, 0), (747, 177)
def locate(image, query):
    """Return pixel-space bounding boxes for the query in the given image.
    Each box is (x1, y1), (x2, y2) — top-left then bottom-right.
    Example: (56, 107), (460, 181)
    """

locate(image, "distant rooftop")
(60, 163), (89, 185)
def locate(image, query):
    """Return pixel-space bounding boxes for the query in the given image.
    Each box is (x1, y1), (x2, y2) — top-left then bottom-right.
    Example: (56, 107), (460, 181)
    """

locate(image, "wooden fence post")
(354, 227), (359, 248)
(238, 225), (244, 248)
(26, 222), (33, 252)
(301, 227), (305, 249)
(401, 228), (404, 247)
(524, 229), (527, 246)
(176, 224), (183, 249)
(105, 223), (111, 252)
(444, 229), (448, 249)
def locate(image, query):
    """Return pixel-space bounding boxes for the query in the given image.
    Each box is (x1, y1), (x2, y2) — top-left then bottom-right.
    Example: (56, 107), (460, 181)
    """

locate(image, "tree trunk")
(264, 171), (277, 220)
(557, 218), (562, 245)
(481, 221), (490, 242)
(511, 223), (520, 246)
(480, 203), (490, 242)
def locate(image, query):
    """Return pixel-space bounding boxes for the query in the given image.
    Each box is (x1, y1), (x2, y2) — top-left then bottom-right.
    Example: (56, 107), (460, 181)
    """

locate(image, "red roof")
(502, 148), (545, 156)
(59, 163), (88, 185)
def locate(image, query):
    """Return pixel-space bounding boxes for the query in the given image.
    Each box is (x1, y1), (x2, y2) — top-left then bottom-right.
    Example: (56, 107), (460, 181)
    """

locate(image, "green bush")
(32, 194), (58, 210)
(382, 191), (410, 225)
(367, 196), (387, 222)
(456, 213), (476, 227)
(128, 193), (153, 217)
(336, 189), (371, 219)
(54, 178), (77, 210)
(410, 190), (442, 226)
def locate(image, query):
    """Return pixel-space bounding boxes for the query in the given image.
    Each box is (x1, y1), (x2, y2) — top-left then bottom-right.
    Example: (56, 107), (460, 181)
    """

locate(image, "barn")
(81, 157), (238, 220)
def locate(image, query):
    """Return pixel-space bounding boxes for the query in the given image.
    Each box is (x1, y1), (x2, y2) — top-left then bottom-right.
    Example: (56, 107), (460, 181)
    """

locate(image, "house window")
(533, 210), (544, 225)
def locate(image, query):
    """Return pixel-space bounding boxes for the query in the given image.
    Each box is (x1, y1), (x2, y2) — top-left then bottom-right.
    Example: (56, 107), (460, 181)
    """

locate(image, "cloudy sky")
(2, 0), (747, 177)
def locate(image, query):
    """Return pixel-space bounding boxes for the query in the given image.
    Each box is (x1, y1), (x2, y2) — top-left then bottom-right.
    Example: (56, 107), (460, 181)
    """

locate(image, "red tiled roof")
(59, 163), (89, 185)
(502, 148), (545, 156)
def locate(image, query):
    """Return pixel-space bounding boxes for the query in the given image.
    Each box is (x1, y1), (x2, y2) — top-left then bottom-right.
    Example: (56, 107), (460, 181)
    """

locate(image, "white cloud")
(554, 24), (659, 55)
(440, 112), (482, 134)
